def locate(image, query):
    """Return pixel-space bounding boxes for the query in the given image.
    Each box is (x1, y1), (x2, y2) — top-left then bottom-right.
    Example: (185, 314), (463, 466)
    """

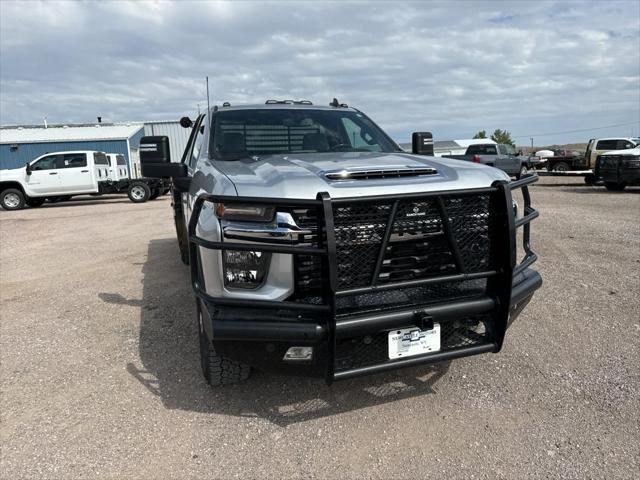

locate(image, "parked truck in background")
(138, 99), (541, 387)
(595, 146), (640, 191)
(0, 150), (169, 210)
(443, 143), (533, 178)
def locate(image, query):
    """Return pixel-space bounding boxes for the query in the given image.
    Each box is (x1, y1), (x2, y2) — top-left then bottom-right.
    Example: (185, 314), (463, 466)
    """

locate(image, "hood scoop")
(324, 166), (437, 181)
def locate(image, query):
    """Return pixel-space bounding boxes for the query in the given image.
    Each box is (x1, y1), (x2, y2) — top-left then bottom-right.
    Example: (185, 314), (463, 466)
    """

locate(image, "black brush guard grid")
(187, 176), (539, 382)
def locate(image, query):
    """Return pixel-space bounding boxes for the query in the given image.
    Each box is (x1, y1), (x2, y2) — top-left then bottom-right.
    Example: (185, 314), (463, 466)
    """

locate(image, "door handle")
(81, 170), (89, 173)
(49, 172), (58, 175)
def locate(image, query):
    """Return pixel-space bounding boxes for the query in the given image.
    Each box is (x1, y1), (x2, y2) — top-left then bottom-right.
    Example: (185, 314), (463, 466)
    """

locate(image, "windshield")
(211, 108), (400, 160)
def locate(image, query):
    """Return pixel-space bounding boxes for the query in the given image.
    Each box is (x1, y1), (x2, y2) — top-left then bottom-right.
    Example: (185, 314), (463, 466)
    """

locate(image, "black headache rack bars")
(187, 175), (539, 383)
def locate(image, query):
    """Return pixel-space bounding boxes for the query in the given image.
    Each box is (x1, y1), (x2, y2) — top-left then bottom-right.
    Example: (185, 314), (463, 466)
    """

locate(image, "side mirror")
(179, 116), (193, 129)
(25, 162), (32, 175)
(411, 132), (434, 156)
(140, 136), (187, 178)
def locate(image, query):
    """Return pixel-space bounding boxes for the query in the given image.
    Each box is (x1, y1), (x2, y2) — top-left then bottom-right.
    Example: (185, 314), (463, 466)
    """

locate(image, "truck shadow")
(559, 187), (640, 195)
(113, 238), (451, 427)
(37, 197), (135, 208)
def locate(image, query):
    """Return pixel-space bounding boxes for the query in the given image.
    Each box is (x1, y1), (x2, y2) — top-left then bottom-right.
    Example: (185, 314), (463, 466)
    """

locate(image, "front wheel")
(127, 182), (151, 203)
(0, 189), (26, 210)
(605, 182), (626, 191)
(197, 300), (250, 386)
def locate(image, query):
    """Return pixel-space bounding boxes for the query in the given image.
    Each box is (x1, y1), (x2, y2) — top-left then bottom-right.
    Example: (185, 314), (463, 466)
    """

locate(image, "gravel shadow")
(109, 238), (452, 427)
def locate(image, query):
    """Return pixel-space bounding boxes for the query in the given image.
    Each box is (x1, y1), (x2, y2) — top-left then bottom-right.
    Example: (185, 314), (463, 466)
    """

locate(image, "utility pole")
(530, 137), (534, 151)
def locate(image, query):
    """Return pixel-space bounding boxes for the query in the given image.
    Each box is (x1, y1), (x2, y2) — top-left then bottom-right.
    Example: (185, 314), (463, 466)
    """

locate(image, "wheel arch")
(0, 181), (26, 195)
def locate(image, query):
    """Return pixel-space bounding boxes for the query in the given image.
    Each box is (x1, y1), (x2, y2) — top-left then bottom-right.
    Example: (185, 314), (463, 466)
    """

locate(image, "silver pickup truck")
(140, 99), (541, 387)
(444, 143), (532, 178)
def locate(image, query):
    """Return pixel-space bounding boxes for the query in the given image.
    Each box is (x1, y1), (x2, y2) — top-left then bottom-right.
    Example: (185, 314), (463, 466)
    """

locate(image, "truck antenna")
(206, 76), (211, 114)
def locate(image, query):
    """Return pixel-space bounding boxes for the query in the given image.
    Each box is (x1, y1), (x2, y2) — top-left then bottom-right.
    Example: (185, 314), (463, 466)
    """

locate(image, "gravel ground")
(1, 177), (639, 479)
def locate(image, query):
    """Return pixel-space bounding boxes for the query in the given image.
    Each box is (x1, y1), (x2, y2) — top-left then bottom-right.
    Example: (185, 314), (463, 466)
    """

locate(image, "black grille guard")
(187, 176), (540, 382)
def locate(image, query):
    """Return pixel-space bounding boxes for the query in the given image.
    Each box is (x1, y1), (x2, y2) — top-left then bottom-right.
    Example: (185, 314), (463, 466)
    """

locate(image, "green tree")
(490, 129), (514, 146)
(473, 130), (487, 139)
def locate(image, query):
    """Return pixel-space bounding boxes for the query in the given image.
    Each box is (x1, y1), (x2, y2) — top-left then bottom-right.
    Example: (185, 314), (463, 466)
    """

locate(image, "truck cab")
(138, 99), (542, 387)
(106, 153), (129, 181)
(585, 137), (638, 170)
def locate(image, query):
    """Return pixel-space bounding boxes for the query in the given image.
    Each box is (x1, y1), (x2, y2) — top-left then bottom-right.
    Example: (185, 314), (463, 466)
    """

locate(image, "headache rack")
(188, 176), (539, 383)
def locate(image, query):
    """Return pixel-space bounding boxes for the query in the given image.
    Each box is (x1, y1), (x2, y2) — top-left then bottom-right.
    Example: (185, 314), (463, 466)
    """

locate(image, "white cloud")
(1, 0), (638, 144)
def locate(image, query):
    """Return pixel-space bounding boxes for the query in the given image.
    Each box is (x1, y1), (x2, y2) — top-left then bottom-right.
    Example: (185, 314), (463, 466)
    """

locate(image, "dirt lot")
(1, 177), (638, 479)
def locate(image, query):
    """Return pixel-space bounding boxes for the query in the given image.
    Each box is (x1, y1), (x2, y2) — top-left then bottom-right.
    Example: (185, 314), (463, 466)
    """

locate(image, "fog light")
(283, 346), (313, 361)
(223, 250), (271, 289)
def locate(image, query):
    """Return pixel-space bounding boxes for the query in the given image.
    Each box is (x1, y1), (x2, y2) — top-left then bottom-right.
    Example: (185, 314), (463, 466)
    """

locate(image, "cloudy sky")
(1, 0), (639, 145)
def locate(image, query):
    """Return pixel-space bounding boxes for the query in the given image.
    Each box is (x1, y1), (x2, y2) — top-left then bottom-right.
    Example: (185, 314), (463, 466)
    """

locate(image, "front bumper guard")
(188, 176), (541, 383)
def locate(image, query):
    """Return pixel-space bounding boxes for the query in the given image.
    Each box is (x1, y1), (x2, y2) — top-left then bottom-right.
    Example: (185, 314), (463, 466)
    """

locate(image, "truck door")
(496, 145), (517, 174)
(116, 155), (129, 180)
(585, 139), (595, 168)
(107, 154), (118, 181)
(25, 154), (63, 195)
(57, 153), (95, 193)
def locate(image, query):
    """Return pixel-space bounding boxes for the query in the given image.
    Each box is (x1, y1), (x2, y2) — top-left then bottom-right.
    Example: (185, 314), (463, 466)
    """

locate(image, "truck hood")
(0, 167), (26, 181)
(601, 146), (640, 156)
(212, 151), (510, 199)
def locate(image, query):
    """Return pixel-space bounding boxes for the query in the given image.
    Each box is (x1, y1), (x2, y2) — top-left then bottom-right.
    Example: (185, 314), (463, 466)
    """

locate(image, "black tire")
(127, 182), (151, 203)
(584, 174), (596, 185)
(149, 188), (160, 200)
(176, 215), (189, 265)
(0, 188), (26, 210)
(516, 165), (528, 180)
(162, 188), (171, 195)
(197, 300), (250, 386)
(26, 197), (46, 208)
(172, 191), (190, 265)
(605, 182), (626, 191)
(551, 161), (570, 172)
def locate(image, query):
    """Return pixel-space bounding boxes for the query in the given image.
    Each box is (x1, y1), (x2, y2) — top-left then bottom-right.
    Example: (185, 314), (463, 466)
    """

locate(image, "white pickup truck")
(0, 150), (169, 210)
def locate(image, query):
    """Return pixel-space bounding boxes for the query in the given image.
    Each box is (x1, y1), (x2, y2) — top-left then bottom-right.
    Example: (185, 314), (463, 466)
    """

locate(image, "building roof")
(0, 124), (144, 144)
(454, 138), (497, 147)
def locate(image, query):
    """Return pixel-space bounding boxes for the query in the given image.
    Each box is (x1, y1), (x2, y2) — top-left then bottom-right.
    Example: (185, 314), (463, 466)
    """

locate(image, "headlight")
(215, 203), (275, 222)
(223, 250), (271, 289)
(624, 156), (640, 168)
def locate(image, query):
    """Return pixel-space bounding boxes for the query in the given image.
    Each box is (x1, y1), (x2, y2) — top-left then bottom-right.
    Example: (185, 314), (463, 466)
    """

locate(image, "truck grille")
(334, 314), (493, 372)
(598, 156), (621, 170)
(292, 192), (499, 309)
(332, 193), (496, 289)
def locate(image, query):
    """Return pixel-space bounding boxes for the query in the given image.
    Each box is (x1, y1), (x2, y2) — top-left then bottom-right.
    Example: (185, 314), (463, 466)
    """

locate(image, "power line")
(512, 121), (640, 139)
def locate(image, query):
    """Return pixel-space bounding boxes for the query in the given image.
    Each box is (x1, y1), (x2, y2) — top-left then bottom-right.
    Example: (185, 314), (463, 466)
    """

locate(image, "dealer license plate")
(388, 324), (441, 359)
